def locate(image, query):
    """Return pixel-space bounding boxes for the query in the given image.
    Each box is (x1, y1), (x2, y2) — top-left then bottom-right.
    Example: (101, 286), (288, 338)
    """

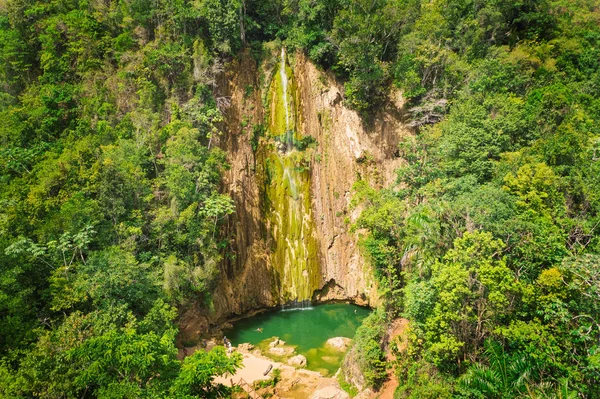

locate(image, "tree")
(423, 231), (517, 372)
(69, 323), (180, 398)
(459, 340), (541, 399)
(171, 346), (242, 399)
(343, 309), (387, 390)
(330, 0), (408, 114)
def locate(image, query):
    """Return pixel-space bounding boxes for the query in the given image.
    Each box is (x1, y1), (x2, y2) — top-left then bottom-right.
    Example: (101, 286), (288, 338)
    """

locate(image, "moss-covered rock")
(260, 49), (321, 302)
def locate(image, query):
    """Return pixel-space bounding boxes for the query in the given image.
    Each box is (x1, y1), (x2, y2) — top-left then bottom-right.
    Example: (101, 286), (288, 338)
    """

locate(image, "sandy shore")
(214, 352), (281, 386)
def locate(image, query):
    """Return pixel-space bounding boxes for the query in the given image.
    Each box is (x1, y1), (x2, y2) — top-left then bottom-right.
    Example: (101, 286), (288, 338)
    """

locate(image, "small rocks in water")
(269, 338), (285, 348)
(237, 343), (254, 352)
(310, 386), (350, 399)
(287, 354), (307, 367)
(267, 337), (296, 357)
(325, 337), (353, 351)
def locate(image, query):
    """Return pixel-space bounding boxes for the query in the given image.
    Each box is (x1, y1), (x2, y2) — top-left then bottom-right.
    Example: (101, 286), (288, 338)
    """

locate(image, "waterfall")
(280, 47), (292, 150)
(280, 47), (290, 132)
(262, 48), (319, 304)
(280, 157), (298, 199)
(280, 299), (314, 311)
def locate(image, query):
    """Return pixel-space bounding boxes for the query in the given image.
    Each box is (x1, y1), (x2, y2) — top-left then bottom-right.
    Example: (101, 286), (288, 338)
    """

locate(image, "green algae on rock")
(260, 48), (321, 302)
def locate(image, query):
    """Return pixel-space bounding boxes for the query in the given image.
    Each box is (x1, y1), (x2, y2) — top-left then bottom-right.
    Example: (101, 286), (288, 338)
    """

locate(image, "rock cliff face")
(179, 49), (409, 339)
(257, 48), (321, 302)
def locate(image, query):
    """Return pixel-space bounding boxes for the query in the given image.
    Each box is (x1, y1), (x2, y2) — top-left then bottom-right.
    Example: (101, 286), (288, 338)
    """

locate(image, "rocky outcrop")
(354, 389), (375, 399)
(179, 49), (409, 340)
(341, 344), (368, 391)
(341, 318), (410, 395)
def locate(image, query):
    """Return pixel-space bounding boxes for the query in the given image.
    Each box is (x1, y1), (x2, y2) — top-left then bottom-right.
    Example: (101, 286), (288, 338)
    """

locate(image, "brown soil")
(370, 318), (409, 399)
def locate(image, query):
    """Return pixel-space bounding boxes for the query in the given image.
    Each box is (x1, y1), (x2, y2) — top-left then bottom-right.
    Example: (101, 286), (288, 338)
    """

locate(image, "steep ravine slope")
(179, 50), (409, 341)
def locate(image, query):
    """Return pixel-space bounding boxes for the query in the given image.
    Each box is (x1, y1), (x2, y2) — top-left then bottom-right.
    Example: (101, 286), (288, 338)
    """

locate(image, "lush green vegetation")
(0, 0), (241, 397)
(1, 0), (599, 398)
(347, 1), (600, 398)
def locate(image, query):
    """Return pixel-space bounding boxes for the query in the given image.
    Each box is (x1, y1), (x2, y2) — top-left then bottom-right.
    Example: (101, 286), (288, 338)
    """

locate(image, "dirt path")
(373, 372), (398, 399)
(370, 318), (409, 399)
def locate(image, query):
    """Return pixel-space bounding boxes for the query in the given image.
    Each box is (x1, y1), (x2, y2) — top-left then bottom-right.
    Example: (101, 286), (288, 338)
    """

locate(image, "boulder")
(287, 354), (307, 367)
(325, 337), (353, 351)
(310, 386), (350, 399)
(269, 347), (287, 356)
(269, 338), (285, 348)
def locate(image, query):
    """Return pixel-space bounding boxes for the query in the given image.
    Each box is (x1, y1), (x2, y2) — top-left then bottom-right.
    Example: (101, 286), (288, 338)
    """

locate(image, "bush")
(345, 309), (387, 390)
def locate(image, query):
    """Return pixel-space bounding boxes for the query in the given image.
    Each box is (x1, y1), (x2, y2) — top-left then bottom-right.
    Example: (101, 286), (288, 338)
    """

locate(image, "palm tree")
(460, 340), (579, 399)
(459, 340), (537, 399)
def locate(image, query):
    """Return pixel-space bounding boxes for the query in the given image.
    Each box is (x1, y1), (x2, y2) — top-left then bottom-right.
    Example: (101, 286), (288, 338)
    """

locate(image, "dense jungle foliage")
(0, 0), (243, 397)
(348, 1), (600, 398)
(0, 0), (599, 398)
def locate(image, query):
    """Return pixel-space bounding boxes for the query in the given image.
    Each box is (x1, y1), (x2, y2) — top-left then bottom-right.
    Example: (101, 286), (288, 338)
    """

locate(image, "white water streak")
(280, 47), (290, 132)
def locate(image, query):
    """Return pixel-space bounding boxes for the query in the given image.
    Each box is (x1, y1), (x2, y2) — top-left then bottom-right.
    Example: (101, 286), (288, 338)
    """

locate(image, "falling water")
(280, 299), (314, 311)
(262, 48), (319, 304)
(280, 157), (298, 199)
(280, 47), (291, 150)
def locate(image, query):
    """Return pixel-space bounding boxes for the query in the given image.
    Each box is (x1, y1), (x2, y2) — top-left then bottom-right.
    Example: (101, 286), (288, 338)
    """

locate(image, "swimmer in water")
(255, 327), (263, 333)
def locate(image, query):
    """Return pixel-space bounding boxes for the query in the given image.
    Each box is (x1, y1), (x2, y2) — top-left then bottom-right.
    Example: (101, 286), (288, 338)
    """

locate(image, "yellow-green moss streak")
(260, 49), (320, 302)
